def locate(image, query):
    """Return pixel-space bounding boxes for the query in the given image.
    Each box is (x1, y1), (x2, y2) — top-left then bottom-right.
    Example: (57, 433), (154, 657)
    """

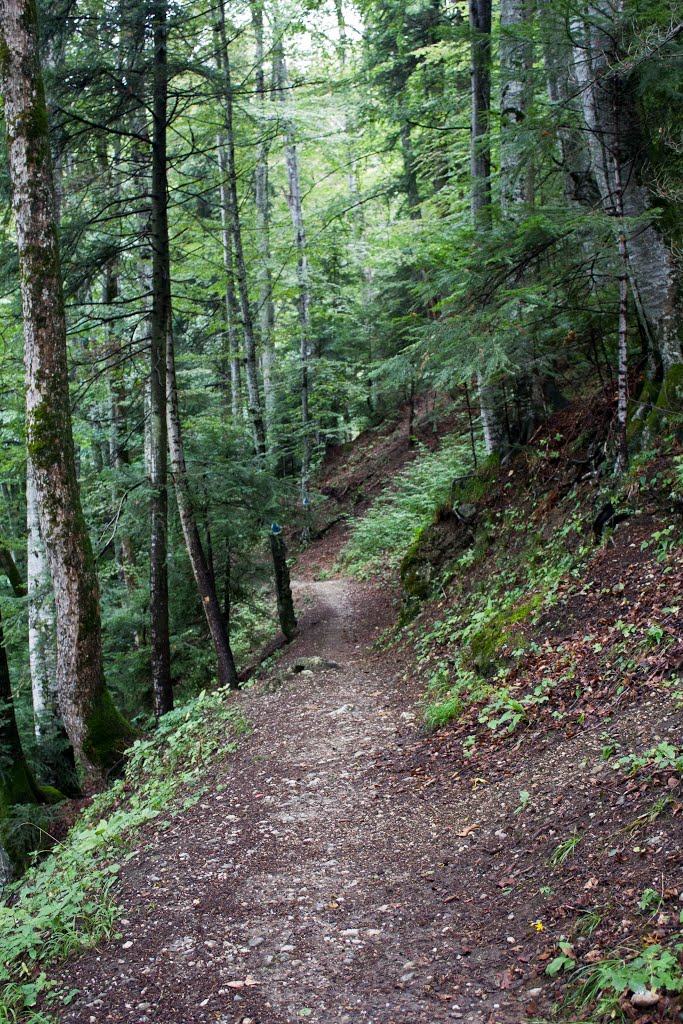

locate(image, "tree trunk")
(215, 0), (266, 455)
(536, 2), (599, 208)
(149, 0), (174, 718)
(0, 603), (43, 870)
(216, 131), (242, 420)
(273, 29), (313, 508)
(0, 0), (134, 776)
(251, 0), (276, 419)
(166, 326), (240, 689)
(269, 530), (296, 641)
(469, 0), (503, 455)
(571, 6), (683, 376)
(469, 0), (491, 225)
(499, 0), (533, 214)
(217, 1), (296, 640)
(26, 457), (58, 737)
(103, 261), (137, 592)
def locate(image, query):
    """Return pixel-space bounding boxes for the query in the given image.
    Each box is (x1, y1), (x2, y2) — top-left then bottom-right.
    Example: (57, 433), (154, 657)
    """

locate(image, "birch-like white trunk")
(499, 0), (533, 214)
(571, 4), (683, 375)
(26, 458), (58, 736)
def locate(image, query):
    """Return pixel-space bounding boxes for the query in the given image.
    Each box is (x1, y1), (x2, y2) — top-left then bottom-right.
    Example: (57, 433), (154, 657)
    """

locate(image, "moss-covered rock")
(467, 594), (543, 675)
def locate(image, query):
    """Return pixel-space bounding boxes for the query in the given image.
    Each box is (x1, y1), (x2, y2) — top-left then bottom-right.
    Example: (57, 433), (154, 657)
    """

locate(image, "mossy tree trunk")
(3, 527), (76, 793)
(0, 0), (134, 777)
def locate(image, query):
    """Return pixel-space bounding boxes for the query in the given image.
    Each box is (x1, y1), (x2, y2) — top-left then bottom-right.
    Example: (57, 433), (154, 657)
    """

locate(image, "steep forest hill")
(2, 389), (683, 1024)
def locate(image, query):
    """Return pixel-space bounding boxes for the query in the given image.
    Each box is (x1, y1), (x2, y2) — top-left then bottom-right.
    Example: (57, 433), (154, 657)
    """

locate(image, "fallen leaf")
(455, 824), (481, 838)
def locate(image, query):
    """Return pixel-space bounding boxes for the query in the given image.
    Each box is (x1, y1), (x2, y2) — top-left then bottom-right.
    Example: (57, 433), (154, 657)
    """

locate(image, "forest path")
(59, 577), (533, 1024)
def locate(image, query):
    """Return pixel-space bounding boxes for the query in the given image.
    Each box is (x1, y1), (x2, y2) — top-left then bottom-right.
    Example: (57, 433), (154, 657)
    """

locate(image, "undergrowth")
(0, 690), (248, 1023)
(339, 435), (479, 576)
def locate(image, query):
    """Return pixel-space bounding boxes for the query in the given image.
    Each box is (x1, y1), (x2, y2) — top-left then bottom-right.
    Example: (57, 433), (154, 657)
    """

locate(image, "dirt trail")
(58, 578), (542, 1024)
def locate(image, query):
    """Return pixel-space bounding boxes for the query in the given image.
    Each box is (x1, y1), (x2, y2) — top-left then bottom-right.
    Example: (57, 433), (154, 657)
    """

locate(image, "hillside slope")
(2, 391), (683, 1024)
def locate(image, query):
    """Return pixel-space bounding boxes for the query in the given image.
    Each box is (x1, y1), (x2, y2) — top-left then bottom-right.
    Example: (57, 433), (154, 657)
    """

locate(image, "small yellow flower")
(530, 919), (544, 931)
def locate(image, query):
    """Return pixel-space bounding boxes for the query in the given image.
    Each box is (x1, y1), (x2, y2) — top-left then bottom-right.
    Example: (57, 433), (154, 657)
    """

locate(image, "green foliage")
(548, 939), (683, 1021)
(341, 434), (479, 575)
(549, 832), (582, 866)
(0, 690), (247, 1020)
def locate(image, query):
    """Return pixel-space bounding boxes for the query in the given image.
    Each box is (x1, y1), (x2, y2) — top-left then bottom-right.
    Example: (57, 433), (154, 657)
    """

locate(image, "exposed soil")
(50, 572), (556, 1024)
(47, 392), (683, 1024)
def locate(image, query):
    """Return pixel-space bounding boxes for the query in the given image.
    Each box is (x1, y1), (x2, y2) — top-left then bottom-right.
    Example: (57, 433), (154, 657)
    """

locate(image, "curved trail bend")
(59, 579), (530, 1024)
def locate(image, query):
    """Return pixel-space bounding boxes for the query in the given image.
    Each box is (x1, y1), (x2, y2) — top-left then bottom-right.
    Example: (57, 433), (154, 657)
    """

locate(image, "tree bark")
(499, 0), (533, 214)
(273, 29), (313, 508)
(469, 0), (491, 225)
(103, 261), (137, 592)
(0, 0), (134, 776)
(149, 0), (173, 718)
(0, 603), (43, 866)
(26, 458), (58, 736)
(216, 133), (243, 421)
(215, 0), (267, 455)
(269, 530), (296, 641)
(469, 0), (504, 455)
(251, 0), (276, 419)
(571, 5), (683, 376)
(166, 326), (240, 689)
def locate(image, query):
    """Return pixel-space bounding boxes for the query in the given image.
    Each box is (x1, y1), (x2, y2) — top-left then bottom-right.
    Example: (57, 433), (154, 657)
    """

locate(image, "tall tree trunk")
(166, 328), (239, 689)
(536, 1), (600, 208)
(334, 0), (363, 238)
(150, 2), (239, 689)
(215, 0), (267, 455)
(251, 0), (276, 419)
(469, 0), (504, 455)
(499, 0), (533, 214)
(571, 4), (683, 377)
(149, 0), (173, 718)
(216, 133), (243, 420)
(216, 1), (296, 639)
(103, 261), (137, 592)
(273, 29), (313, 508)
(0, 0), (134, 776)
(470, 0), (491, 226)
